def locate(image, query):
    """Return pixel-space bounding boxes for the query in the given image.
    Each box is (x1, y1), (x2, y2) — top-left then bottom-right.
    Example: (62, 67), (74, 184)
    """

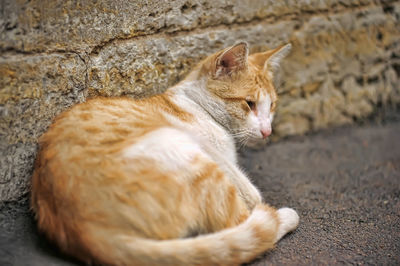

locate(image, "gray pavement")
(1, 118), (400, 265)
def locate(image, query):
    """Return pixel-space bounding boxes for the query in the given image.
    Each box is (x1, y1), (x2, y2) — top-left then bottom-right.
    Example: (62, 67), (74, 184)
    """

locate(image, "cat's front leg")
(221, 163), (262, 210)
(201, 142), (261, 209)
(236, 171), (263, 210)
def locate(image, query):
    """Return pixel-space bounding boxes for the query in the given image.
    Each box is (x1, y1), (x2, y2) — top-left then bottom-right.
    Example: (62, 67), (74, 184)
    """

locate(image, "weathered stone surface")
(273, 3), (400, 138)
(87, 20), (297, 97)
(0, 0), (380, 54)
(0, 1), (400, 201)
(0, 53), (87, 201)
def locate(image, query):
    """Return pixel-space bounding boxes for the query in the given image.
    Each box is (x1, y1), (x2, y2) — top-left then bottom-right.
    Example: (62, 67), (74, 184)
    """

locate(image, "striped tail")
(84, 204), (299, 266)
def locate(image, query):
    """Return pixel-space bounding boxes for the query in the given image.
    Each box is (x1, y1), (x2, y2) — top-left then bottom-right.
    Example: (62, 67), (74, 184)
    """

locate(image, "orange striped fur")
(31, 42), (299, 265)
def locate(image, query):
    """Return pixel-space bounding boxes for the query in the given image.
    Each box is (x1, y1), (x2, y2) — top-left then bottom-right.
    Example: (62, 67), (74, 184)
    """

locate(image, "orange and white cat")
(31, 42), (299, 265)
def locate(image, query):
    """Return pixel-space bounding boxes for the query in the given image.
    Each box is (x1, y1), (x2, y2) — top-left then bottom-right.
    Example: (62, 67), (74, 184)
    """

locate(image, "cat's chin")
(241, 137), (268, 150)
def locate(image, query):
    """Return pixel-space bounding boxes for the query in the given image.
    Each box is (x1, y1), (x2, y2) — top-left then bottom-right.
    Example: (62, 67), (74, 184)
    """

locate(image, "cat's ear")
(214, 42), (249, 78)
(263, 43), (292, 73)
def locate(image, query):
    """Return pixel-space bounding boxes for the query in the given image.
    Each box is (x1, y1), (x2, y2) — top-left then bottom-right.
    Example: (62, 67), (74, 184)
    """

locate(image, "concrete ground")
(1, 115), (399, 265)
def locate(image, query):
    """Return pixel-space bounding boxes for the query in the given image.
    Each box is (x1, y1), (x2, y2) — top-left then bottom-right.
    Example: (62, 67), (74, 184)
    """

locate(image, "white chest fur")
(122, 81), (238, 181)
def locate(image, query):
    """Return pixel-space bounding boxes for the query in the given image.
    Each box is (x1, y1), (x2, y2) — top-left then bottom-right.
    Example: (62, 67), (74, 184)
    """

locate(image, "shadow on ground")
(1, 116), (399, 265)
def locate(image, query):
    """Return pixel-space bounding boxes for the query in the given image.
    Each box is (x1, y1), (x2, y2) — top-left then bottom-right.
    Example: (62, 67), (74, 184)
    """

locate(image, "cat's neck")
(167, 79), (238, 164)
(168, 77), (232, 131)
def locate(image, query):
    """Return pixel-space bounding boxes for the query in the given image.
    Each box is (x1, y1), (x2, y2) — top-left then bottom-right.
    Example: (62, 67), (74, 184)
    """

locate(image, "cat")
(31, 42), (299, 265)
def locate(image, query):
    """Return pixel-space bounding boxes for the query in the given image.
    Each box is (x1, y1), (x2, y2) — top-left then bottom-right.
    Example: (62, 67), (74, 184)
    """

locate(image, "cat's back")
(33, 95), (195, 190)
(40, 95), (190, 153)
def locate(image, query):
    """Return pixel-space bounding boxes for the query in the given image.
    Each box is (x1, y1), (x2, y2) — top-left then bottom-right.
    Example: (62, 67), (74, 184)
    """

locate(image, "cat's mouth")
(239, 137), (268, 150)
(234, 132), (268, 149)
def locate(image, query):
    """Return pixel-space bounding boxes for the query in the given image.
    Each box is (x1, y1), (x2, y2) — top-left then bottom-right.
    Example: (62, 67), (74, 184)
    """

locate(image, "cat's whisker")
(236, 132), (251, 149)
(242, 137), (250, 149)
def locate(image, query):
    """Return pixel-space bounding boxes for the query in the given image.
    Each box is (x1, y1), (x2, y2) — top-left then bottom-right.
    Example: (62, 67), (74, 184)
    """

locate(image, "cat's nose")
(261, 128), (271, 139)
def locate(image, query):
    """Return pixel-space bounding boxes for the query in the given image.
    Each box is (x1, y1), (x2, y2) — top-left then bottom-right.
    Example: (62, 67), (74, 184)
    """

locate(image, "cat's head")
(197, 42), (291, 146)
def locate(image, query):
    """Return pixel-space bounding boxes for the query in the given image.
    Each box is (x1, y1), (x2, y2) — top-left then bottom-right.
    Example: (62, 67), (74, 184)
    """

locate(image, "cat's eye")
(246, 100), (256, 111)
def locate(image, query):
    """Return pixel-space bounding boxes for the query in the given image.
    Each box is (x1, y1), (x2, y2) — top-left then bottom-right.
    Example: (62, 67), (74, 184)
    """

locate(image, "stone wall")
(1, 0), (399, 202)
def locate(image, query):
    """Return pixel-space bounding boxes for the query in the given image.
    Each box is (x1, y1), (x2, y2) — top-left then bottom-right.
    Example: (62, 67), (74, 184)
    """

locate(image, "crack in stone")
(73, 51), (90, 91)
(0, 1), (388, 57)
(85, 2), (390, 56)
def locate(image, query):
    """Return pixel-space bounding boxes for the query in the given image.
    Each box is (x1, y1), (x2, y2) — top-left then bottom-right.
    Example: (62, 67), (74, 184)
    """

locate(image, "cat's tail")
(84, 204), (299, 266)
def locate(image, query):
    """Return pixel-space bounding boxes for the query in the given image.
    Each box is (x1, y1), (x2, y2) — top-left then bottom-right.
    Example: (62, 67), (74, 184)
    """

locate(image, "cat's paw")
(275, 207), (299, 242)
